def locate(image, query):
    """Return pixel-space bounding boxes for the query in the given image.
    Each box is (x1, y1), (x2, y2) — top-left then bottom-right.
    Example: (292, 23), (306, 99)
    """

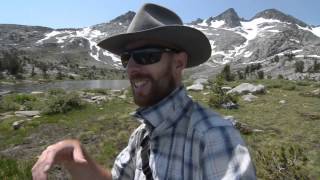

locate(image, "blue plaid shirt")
(112, 86), (256, 180)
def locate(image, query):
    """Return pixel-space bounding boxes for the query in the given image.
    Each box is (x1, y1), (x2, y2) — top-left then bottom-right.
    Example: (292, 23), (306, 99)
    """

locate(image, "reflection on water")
(0, 80), (130, 93)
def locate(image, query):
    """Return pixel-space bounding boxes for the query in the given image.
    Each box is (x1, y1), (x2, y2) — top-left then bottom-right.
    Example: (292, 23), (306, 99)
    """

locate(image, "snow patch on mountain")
(36, 31), (68, 44)
(36, 27), (117, 64)
(292, 49), (303, 54)
(312, 27), (320, 37)
(297, 25), (320, 38)
(237, 18), (281, 40)
(199, 19), (226, 28)
(267, 29), (281, 33)
(244, 51), (253, 58)
(209, 40), (216, 49)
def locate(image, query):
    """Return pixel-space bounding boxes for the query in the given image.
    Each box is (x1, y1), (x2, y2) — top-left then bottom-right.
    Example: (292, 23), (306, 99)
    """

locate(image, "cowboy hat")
(98, 3), (211, 68)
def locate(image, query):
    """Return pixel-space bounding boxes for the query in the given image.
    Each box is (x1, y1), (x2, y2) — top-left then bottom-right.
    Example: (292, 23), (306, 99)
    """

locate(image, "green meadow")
(0, 79), (319, 179)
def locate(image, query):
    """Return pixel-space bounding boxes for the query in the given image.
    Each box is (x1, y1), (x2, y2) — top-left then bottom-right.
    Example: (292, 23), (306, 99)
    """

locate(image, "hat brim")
(97, 25), (211, 68)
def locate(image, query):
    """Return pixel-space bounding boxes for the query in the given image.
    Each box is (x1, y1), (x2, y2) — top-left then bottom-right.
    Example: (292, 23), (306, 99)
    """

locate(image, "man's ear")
(174, 52), (188, 71)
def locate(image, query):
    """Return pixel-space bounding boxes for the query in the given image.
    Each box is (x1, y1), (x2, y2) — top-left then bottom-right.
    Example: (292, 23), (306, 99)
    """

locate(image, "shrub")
(83, 88), (110, 95)
(273, 55), (279, 62)
(278, 74), (284, 79)
(13, 94), (36, 104)
(285, 52), (295, 61)
(69, 75), (75, 80)
(254, 145), (309, 179)
(266, 81), (282, 89)
(209, 93), (238, 108)
(282, 84), (296, 91)
(0, 98), (20, 111)
(237, 70), (245, 80)
(296, 81), (311, 86)
(0, 94), (37, 111)
(208, 76), (238, 108)
(257, 70), (264, 79)
(312, 82), (320, 88)
(295, 61), (304, 73)
(220, 64), (235, 81)
(44, 92), (84, 114)
(313, 60), (320, 72)
(48, 88), (66, 96)
(55, 71), (65, 80)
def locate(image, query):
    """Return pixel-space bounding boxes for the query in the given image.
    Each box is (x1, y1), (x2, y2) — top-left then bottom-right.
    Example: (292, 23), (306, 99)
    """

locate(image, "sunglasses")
(120, 47), (178, 68)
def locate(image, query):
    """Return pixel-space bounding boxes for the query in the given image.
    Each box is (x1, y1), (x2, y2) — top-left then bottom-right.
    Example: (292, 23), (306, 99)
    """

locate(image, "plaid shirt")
(112, 86), (256, 180)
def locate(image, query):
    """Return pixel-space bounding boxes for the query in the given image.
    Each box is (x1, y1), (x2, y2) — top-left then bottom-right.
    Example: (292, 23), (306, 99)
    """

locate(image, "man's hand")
(32, 139), (111, 180)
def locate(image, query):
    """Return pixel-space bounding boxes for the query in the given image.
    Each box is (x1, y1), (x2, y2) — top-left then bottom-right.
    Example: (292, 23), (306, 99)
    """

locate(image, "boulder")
(0, 90), (12, 97)
(279, 100), (286, 104)
(91, 96), (107, 101)
(227, 83), (265, 95)
(31, 91), (44, 95)
(187, 83), (204, 91)
(299, 89), (320, 98)
(221, 86), (232, 91)
(242, 93), (258, 102)
(194, 78), (208, 85)
(118, 94), (127, 99)
(187, 78), (209, 91)
(14, 111), (40, 117)
(224, 115), (238, 126)
(202, 92), (210, 95)
(12, 120), (25, 130)
(90, 95), (108, 104)
(221, 102), (239, 109)
(110, 90), (122, 94)
(312, 89), (320, 96)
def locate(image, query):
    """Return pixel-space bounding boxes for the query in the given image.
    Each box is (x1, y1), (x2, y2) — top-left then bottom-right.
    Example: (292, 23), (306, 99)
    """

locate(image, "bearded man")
(32, 3), (256, 180)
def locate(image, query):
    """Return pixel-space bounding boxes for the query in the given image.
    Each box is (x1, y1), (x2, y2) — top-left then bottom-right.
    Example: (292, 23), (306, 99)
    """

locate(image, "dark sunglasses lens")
(121, 48), (171, 68)
(133, 52), (162, 65)
(121, 53), (130, 68)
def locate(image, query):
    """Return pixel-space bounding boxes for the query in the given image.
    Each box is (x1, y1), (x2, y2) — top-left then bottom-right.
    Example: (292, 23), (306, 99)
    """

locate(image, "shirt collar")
(133, 86), (192, 133)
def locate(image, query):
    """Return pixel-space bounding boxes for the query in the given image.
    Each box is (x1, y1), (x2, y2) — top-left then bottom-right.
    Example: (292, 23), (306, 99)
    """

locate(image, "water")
(0, 80), (130, 93)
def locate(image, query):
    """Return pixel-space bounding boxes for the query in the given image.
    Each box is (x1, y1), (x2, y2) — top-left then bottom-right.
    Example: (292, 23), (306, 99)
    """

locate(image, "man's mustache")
(129, 73), (152, 80)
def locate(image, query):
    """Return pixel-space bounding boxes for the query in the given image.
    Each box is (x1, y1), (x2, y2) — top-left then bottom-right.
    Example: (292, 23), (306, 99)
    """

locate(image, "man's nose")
(126, 57), (142, 75)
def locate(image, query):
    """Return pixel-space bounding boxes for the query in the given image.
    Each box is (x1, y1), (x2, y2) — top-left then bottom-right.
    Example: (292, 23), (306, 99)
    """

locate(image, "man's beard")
(130, 68), (177, 107)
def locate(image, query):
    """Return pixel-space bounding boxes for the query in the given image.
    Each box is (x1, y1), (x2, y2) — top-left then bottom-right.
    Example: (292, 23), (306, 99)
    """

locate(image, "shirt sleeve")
(201, 126), (256, 180)
(111, 125), (144, 180)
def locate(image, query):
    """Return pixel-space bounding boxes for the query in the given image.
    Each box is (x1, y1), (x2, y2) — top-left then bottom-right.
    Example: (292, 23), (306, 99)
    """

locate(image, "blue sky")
(1, 0), (319, 28)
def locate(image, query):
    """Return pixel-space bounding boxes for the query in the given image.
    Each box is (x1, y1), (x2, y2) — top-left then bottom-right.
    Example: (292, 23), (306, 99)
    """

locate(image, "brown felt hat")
(98, 3), (211, 68)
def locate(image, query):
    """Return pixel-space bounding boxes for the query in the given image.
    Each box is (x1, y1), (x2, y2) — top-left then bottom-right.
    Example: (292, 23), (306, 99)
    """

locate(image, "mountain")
(189, 8), (320, 80)
(206, 8), (242, 28)
(0, 12), (135, 80)
(252, 9), (308, 27)
(1, 8), (320, 81)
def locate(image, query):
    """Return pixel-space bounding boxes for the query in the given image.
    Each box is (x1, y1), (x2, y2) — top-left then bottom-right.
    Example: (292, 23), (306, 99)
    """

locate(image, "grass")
(0, 156), (32, 180)
(190, 79), (320, 179)
(0, 79), (319, 179)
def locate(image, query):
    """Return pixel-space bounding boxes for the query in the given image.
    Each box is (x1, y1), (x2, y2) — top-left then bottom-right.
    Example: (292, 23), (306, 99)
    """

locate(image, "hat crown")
(127, 3), (183, 33)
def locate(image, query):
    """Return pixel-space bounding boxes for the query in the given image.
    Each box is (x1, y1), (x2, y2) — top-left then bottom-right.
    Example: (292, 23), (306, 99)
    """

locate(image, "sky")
(1, 0), (319, 29)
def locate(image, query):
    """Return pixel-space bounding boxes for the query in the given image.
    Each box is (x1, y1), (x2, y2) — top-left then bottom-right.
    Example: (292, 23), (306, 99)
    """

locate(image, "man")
(32, 3), (256, 180)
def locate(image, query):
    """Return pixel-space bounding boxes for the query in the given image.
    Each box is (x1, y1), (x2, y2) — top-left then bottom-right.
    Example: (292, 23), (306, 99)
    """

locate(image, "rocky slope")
(1, 8), (320, 80)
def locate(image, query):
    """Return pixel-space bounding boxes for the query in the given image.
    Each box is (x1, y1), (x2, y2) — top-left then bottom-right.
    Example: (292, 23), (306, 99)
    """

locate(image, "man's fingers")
(73, 143), (88, 163)
(31, 139), (87, 180)
(41, 146), (58, 172)
(32, 148), (51, 180)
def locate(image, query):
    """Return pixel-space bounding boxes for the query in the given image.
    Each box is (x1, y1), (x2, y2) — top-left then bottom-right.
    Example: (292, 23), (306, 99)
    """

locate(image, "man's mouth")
(131, 78), (151, 89)
(133, 79), (148, 88)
